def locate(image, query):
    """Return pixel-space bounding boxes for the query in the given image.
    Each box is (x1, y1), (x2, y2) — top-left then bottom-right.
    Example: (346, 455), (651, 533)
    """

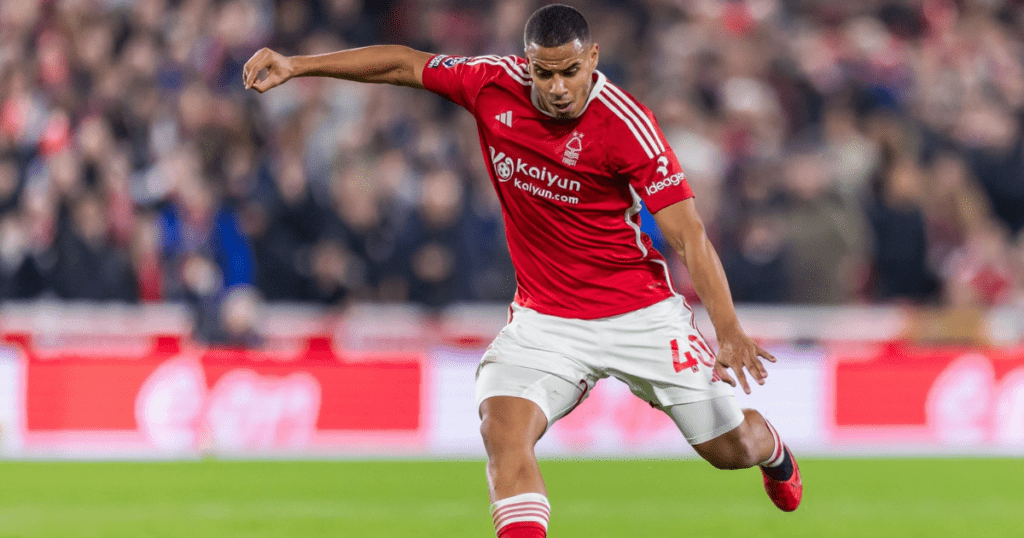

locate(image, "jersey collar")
(530, 70), (607, 119)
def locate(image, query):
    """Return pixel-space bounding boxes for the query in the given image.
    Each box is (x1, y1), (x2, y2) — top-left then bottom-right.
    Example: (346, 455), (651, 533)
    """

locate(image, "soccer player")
(244, 4), (802, 536)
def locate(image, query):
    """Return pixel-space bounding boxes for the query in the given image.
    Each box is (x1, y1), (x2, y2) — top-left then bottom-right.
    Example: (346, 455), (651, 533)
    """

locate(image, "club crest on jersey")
(562, 131), (584, 167)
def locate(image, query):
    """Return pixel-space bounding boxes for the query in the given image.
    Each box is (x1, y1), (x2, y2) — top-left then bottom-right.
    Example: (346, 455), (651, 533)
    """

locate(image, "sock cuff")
(491, 493), (550, 532)
(491, 492), (550, 511)
(760, 418), (786, 467)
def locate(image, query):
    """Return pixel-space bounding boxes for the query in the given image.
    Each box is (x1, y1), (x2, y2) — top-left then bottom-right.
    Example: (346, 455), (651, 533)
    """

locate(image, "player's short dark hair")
(523, 4), (590, 49)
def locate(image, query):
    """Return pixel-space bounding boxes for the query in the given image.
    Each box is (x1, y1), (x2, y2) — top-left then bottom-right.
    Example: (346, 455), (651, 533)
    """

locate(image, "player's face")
(526, 39), (599, 120)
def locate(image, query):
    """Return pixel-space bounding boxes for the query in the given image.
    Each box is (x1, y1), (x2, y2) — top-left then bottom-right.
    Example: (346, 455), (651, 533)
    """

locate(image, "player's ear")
(589, 43), (599, 68)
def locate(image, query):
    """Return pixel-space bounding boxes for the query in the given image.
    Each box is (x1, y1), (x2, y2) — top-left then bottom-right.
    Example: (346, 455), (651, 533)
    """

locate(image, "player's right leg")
(479, 394), (548, 501)
(477, 363), (591, 538)
(475, 303), (600, 537)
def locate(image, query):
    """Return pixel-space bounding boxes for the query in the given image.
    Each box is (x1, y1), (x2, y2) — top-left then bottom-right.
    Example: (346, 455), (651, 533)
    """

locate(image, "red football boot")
(761, 447), (802, 512)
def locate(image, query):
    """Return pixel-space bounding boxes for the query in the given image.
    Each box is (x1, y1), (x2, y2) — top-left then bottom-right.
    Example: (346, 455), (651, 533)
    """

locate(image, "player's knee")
(702, 425), (762, 470)
(481, 418), (537, 482)
(480, 415), (533, 455)
(706, 449), (750, 470)
(731, 423), (764, 469)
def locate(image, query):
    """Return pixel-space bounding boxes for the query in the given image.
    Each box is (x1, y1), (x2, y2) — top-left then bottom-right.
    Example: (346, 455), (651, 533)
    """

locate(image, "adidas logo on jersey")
(495, 111), (512, 127)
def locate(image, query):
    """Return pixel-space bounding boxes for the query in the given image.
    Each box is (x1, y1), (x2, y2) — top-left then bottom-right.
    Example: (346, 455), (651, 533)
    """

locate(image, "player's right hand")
(243, 48), (294, 93)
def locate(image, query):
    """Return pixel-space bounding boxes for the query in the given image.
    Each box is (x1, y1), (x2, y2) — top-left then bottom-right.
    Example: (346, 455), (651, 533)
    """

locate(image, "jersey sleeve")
(421, 54), (499, 114)
(607, 99), (694, 214)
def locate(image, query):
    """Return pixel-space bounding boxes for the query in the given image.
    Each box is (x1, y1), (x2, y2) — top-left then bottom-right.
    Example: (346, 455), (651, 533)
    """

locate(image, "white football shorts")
(476, 296), (743, 444)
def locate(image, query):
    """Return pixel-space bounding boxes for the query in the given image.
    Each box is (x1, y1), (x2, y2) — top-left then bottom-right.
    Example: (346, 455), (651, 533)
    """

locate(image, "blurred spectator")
(943, 220), (1016, 307)
(822, 105), (879, 204)
(323, 161), (400, 300)
(867, 155), (940, 302)
(0, 155), (23, 216)
(781, 148), (869, 304)
(131, 211), (164, 302)
(0, 213), (46, 299)
(956, 97), (1024, 235)
(305, 238), (353, 305)
(721, 213), (790, 303)
(158, 148), (254, 297)
(180, 253), (225, 342)
(391, 168), (475, 307)
(212, 284), (264, 348)
(50, 191), (136, 301)
(392, 167), (474, 309)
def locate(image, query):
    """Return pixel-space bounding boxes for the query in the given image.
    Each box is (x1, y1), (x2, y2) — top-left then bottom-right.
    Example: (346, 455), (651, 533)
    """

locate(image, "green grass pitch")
(1, 458), (1022, 537)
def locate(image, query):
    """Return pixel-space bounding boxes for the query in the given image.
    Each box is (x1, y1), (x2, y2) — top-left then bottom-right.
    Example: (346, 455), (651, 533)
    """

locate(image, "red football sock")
(759, 418), (795, 481)
(498, 520), (547, 538)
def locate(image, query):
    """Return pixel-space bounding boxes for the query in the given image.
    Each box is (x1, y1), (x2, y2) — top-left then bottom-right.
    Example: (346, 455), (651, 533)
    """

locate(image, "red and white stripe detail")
(491, 492), (550, 534)
(597, 83), (665, 159)
(467, 55), (531, 86)
(761, 419), (786, 467)
(623, 187), (679, 298)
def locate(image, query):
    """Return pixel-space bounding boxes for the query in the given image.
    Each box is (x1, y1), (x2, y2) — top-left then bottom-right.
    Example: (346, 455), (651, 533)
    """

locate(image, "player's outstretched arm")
(243, 45), (434, 93)
(653, 199), (776, 394)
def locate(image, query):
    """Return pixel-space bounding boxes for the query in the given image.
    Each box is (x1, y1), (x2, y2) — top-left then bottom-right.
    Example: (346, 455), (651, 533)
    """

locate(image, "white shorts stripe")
(605, 83), (665, 153)
(600, 86), (662, 156)
(598, 94), (654, 158)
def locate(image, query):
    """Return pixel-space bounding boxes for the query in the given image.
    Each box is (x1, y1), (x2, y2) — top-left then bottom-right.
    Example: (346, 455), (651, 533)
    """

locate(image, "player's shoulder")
(592, 77), (665, 159)
(593, 78), (657, 122)
(428, 54), (531, 87)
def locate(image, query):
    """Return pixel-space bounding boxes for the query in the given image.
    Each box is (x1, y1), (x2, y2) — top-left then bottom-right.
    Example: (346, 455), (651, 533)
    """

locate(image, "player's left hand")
(713, 329), (775, 395)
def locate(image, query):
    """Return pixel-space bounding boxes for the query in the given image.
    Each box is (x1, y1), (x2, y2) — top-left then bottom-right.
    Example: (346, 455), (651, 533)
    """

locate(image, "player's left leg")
(670, 400), (802, 511)
(599, 295), (802, 511)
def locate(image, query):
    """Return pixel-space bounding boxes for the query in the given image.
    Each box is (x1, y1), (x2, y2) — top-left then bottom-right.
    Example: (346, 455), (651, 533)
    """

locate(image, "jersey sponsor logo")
(656, 155), (669, 177)
(490, 147), (515, 182)
(645, 172), (685, 197)
(495, 110), (512, 127)
(512, 178), (579, 204)
(562, 131), (584, 166)
(489, 146), (581, 192)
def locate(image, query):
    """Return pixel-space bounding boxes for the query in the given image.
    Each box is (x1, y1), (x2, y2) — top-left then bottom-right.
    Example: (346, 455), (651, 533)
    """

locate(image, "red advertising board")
(12, 336), (424, 454)
(830, 344), (1024, 447)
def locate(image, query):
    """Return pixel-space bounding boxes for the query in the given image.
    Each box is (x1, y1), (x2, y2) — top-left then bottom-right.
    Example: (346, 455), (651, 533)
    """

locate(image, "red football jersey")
(423, 54), (694, 319)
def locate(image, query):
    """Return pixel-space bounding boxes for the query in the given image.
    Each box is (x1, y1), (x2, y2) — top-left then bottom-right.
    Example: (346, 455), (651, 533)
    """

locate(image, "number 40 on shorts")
(671, 335), (716, 373)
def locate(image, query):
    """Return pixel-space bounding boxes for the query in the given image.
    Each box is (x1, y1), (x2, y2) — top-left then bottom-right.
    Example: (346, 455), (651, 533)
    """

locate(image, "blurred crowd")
(1, 0), (1024, 342)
